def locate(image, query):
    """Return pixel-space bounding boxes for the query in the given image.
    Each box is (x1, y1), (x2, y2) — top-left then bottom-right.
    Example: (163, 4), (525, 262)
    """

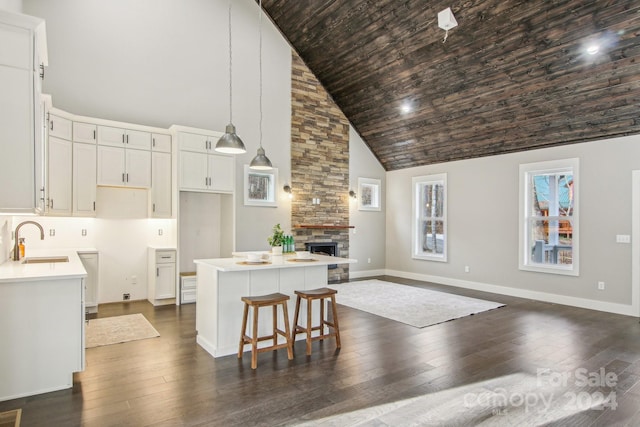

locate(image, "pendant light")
(250, 0), (273, 170)
(215, 0), (246, 154)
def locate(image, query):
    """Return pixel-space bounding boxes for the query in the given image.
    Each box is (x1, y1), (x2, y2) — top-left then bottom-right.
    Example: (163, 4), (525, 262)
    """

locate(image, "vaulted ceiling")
(259, 0), (640, 171)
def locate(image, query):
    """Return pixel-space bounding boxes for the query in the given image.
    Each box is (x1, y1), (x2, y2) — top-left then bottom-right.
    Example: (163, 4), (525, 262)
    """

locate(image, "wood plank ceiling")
(258, 0), (640, 171)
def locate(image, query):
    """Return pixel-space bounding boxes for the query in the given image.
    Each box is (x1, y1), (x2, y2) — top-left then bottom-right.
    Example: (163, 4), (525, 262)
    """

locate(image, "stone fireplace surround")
(290, 51), (350, 282)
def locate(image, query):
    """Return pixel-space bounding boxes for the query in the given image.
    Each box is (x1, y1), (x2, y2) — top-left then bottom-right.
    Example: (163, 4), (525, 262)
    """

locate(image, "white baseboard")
(350, 269), (386, 279)
(385, 269), (638, 317)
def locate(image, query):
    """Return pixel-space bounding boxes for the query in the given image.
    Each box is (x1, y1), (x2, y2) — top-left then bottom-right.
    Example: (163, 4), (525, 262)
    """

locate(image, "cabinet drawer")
(156, 250), (176, 264)
(181, 276), (196, 290)
(181, 289), (196, 304)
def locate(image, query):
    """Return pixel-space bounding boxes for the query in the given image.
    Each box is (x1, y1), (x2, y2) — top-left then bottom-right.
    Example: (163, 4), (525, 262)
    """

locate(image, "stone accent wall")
(290, 51), (350, 282)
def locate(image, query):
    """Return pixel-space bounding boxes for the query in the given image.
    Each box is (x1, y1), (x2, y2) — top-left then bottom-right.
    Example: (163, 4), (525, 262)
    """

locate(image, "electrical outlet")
(131, 275), (137, 285)
(465, 266), (470, 273)
(123, 293), (130, 300)
(81, 229), (87, 236)
(49, 229), (55, 236)
(597, 281), (605, 291)
(367, 258), (371, 263)
(158, 229), (163, 236)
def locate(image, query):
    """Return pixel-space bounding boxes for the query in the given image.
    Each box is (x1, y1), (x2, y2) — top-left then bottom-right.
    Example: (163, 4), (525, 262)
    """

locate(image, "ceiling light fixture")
(438, 7), (458, 43)
(250, 0), (273, 170)
(215, 0), (246, 154)
(586, 44), (600, 55)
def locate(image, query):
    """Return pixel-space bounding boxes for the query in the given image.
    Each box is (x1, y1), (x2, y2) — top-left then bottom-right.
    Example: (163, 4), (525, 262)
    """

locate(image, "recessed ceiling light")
(401, 104), (412, 114)
(586, 44), (599, 55)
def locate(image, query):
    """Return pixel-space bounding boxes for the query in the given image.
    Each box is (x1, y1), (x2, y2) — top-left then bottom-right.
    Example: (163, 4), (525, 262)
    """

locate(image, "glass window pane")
(422, 183), (444, 217)
(421, 220), (444, 254)
(529, 219), (573, 265)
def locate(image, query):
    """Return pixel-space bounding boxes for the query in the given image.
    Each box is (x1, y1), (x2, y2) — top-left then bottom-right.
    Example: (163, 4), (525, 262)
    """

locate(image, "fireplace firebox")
(305, 242), (338, 269)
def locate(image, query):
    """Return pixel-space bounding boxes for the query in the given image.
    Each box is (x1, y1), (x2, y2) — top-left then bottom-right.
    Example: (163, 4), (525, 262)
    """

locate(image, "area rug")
(329, 280), (504, 328)
(0, 409), (21, 427)
(85, 313), (160, 348)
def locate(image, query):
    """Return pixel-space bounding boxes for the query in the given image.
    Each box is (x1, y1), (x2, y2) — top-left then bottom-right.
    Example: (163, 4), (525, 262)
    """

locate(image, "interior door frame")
(631, 170), (640, 318)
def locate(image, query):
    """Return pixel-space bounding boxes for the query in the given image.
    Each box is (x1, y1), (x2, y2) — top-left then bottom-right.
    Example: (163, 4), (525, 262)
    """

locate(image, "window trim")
(412, 173), (447, 262)
(518, 158), (579, 276)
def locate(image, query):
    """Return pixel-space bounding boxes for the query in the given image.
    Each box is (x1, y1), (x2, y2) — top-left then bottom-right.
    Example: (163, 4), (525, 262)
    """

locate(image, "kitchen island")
(0, 249), (90, 402)
(194, 253), (356, 358)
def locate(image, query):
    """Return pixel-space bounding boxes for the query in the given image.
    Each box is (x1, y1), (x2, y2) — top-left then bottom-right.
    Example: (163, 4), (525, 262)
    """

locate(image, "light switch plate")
(616, 234), (631, 243)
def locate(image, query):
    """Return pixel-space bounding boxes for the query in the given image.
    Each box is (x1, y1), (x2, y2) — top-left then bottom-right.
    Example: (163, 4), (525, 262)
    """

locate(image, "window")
(244, 165), (278, 207)
(519, 158), (579, 275)
(412, 174), (447, 262)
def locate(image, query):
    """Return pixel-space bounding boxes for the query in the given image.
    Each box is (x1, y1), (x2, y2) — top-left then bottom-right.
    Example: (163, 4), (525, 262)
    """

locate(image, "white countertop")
(0, 248), (96, 283)
(195, 253), (356, 272)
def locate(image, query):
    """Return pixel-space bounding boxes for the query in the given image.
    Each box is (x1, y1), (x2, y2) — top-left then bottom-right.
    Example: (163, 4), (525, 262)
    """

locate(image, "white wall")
(0, 0), (22, 13)
(386, 134), (640, 314)
(349, 126), (386, 277)
(0, 217), (12, 262)
(22, 0), (292, 254)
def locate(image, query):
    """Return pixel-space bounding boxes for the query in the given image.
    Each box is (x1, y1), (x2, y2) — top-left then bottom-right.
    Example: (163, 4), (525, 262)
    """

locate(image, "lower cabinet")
(79, 251), (99, 314)
(148, 248), (176, 306)
(180, 273), (197, 304)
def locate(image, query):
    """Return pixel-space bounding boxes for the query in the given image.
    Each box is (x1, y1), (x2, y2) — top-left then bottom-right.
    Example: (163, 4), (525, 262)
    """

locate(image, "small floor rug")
(329, 280), (504, 328)
(85, 313), (160, 348)
(0, 409), (21, 427)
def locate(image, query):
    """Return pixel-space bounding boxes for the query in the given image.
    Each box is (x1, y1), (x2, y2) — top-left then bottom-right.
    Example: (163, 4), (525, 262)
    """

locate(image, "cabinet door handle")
(122, 134), (125, 144)
(126, 134), (129, 144)
(50, 199), (53, 208)
(93, 201), (96, 211)
(153, 203), (156, 212)
(50, 121), (53, 131)
(156, 268), (159, 277)
(39, 64), (44, 79)
(122, 173), (125, 182)
(126, 173), (129, 182)
(152, 138), (155, 147)
(93, 130), (96, 140)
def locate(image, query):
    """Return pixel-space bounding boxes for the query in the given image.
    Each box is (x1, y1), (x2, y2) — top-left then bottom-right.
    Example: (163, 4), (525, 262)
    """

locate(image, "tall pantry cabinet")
(0, 10), (48, 213)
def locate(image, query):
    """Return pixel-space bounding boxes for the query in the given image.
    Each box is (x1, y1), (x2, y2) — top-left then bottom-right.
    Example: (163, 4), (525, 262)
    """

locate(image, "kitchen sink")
(22, 256), (69, 264)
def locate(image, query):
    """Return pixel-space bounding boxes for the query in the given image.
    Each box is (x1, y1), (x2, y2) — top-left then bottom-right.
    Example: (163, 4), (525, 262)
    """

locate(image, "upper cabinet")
(96, 125), (152, 188)
(0, 11), (48, 213)
(175, 129), (234, 194)
(97, 126), (151, 151)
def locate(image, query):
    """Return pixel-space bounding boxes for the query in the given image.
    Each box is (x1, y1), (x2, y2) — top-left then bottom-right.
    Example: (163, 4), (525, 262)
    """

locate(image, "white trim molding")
(384, 269), (638, 317)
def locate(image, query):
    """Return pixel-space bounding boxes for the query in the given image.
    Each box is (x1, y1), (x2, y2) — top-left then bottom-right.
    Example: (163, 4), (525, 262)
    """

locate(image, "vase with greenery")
(267, 223), (285, 254)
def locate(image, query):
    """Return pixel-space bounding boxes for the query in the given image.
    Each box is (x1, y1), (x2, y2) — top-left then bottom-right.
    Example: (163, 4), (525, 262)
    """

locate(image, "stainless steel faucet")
(13, 221), (45, 261)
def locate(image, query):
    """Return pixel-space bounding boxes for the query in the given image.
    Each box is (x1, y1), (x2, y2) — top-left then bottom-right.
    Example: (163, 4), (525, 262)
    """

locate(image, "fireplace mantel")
(294, 225), (354, 229)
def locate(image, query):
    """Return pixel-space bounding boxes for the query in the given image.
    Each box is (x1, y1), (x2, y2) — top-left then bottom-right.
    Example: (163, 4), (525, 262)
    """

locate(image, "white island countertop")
(194, 253), (356, 272)
(0, 248), (96, 283)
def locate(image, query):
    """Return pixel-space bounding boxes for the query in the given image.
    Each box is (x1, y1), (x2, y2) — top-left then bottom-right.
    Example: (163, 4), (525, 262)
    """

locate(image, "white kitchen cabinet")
(174, 127), (234, 194)
(48, 113), (72, 140)
(148, 248), (176, 306)
(151, 151), (172, 217)
(72, 122), (96, 144)
(98, 125), (151, 150)
(0, 11), (47, 213)
(79, 251), (99, 314)
(47, 135), (72, 215)
(152, 133), (171, 153)
(97, 145), (151, 188)
(73, 142), (97, 216)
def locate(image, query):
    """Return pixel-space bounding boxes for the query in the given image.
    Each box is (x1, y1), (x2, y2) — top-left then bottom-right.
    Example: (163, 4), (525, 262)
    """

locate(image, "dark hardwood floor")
(2, 276), (640, 426)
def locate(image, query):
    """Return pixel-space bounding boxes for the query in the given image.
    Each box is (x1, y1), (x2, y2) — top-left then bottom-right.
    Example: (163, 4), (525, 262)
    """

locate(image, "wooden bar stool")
(238, 292), (294, 369)
(292, 287), (341, 355)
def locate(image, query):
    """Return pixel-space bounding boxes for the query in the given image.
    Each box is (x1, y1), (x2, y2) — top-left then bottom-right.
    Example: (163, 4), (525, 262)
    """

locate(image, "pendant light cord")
(259, 0), (263, 149)
(228, 0), (233, 124)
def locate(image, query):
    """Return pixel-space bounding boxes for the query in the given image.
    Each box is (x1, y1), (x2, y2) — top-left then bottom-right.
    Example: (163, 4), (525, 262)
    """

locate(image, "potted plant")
(267, 223), (285, 255)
